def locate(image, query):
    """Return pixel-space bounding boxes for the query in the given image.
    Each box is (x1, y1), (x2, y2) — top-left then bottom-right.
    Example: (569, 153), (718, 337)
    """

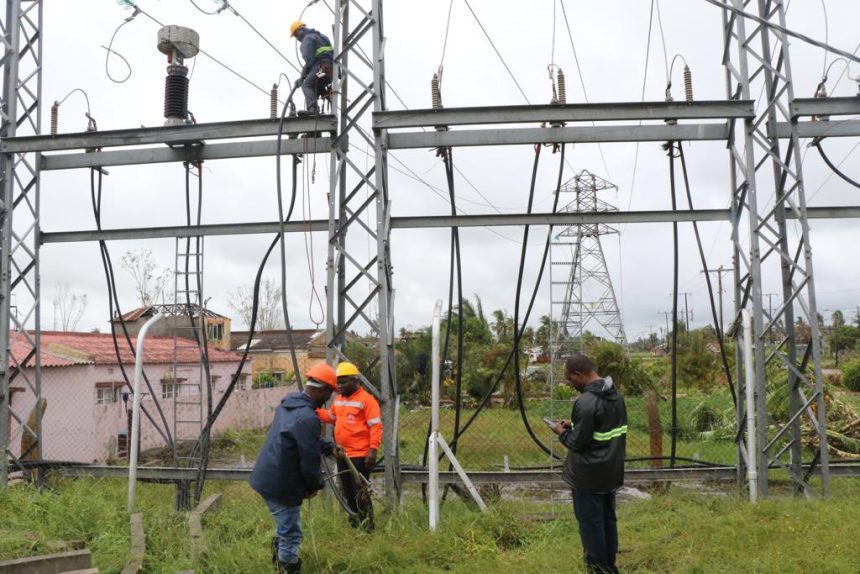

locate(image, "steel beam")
(387, 124), (729, 149)
(41, 138), (332, 170)
(791, 97), (860, 118)
(373, 100), (754, 129)
(774, 120), (860, 139)
(39, 209), (733, 244)
(1, 117), (337, 153)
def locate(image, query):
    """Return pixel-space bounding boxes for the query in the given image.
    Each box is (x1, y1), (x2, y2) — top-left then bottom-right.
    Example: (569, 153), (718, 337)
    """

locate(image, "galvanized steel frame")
(324, 0), (400, 505)
(721, 0), (833, 498)
(0, 0), (42, 485)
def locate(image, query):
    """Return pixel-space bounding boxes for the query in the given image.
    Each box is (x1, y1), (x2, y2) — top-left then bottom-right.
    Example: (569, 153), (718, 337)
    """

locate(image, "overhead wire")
(812, 139), (860, 190)
(626, 0), (657, 216)
(558, 0), (612, 181)
(128, 3), (283, 102)
(462, 0), (531, 104)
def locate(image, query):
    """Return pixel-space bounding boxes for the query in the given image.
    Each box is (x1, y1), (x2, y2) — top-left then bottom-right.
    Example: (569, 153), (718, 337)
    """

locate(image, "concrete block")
(0, 549), (92, 574)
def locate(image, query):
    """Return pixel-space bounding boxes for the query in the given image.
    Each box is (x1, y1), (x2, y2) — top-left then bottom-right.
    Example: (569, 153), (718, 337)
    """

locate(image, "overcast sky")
(31, 0), (860, 343)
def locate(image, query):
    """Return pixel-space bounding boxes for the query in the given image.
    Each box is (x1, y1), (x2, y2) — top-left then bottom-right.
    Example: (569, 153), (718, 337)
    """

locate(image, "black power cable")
(813, 139), (860, 190)
(676, 144), (737, 406)
(448, 144), (567, 459)
(667, 144), (680, 469)
(510, 144), (567, 458)
(90, 168), (174, 448)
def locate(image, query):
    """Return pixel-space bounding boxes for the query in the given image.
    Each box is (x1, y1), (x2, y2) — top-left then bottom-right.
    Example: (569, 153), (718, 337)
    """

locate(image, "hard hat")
(305, 362), (337, 389)
(336, 362), (361, 378)
(290, 21), (306, 37)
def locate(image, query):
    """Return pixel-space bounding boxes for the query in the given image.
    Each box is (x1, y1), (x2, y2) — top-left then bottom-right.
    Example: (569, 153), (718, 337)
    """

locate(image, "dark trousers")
(572, 490), (619, 574)
(337, 457), (374, 531)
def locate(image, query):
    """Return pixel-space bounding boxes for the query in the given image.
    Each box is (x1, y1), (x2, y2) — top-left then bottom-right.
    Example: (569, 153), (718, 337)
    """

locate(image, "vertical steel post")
(0, 0), (43, 486)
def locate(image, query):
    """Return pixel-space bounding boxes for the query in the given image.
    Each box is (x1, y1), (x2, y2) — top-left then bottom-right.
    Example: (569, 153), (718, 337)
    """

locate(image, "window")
(96, 384), (120, 405)
(272, 371), (284, 383)
(235, 374), (249, 391)
(208, 322), (223, 341)
(161, 382), (178, 399)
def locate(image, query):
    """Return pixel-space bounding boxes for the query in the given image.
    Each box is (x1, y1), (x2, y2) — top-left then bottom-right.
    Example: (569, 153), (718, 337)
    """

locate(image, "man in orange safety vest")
(317, 361), (381, 531)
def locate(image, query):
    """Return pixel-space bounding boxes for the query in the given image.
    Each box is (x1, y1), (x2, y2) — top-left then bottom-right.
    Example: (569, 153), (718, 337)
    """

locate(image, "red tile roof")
(9, 331), (242, 369)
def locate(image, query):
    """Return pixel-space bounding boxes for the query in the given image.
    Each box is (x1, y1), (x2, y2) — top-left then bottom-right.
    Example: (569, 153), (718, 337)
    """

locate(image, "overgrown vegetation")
(2, 477), (860, 573)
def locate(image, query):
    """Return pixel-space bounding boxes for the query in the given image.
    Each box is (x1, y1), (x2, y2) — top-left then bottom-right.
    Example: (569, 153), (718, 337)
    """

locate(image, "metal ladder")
(172, 231), (208, 509)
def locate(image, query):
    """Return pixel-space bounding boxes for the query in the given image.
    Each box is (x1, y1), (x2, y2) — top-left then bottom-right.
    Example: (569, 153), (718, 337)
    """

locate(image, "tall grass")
(2, 477), (860, 572)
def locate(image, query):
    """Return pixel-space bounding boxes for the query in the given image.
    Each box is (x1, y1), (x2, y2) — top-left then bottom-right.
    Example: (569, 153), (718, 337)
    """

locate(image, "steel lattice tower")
(550, 170), (627, 354)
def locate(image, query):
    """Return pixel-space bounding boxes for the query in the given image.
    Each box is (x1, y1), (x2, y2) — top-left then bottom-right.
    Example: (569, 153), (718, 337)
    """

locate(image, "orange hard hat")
(290, 21), (306, 38)
(305, 362), (337, 389)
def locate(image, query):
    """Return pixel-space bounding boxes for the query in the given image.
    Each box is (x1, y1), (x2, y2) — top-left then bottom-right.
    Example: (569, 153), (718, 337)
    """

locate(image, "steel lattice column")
(0, 0), (43, 486)
(325, 0), (399, 505)
(722, 0), (829, 497)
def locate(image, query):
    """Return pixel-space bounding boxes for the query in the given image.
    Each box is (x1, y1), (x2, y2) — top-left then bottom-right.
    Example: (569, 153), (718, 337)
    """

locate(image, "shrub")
(841, 359), (860, 392)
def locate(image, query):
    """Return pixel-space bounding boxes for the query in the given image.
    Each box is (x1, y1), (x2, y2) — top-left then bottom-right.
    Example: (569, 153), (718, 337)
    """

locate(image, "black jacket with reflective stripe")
(559, 378), (627, 492)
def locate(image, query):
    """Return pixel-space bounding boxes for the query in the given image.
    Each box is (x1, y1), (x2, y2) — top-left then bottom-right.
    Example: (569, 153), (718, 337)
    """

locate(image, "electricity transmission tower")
(550, 170), (627, 354)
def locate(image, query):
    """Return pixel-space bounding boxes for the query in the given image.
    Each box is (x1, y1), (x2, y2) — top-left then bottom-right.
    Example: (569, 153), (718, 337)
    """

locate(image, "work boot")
(297, 103), (319, 116)
(277, 558), (301, 573)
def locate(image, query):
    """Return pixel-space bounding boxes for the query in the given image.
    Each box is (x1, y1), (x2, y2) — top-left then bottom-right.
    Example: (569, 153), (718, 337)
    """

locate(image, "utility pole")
(669, 292), (692, 332)
(659, 311), (672, 348)
(702, 266), (730, 335)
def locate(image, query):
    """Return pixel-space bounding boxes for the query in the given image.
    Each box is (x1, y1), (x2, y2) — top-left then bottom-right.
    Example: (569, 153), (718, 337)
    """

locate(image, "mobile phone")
(542, 417), (556, 427)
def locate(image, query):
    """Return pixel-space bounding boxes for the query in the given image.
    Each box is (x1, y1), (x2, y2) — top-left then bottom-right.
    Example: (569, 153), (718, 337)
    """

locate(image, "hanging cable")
(812, 139), (860, 190)
(275, 84), (307, 388)
(437, 0), (455, 86)
(448, 150), (565, 453)
(676, 144), (737, 406)
(103, 7), (139, 83)
(90, 168), (173, 448)
(667, 143), (680, 468)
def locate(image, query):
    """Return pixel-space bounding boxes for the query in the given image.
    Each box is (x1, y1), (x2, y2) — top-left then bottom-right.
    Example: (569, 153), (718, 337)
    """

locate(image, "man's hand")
(548, 421), (565, 435)
(293, 78), (302, 89)
(334, 445), (345, 460)
(364, 449), (377, 467)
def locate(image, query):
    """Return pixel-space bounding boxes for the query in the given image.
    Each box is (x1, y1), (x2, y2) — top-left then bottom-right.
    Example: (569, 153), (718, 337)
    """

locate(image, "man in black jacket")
(250, 363), (337, 574)
(549, 353), (627, 574)
(289, 21), (333, 115)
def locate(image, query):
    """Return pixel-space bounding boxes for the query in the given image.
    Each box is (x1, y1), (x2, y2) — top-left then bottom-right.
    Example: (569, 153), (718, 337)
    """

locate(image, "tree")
(227, 278), (285, 330)
(832, 310), (845, 329)
(121, 249), (171, 307)
(52, 283), (87, 331)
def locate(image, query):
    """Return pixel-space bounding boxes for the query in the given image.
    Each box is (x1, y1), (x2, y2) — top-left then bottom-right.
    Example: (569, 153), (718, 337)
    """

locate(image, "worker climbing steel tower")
(290, 20), (333, 115)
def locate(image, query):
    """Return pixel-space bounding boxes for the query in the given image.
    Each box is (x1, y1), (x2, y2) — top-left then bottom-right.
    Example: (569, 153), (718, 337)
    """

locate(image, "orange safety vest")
(317, 386), (382, 458)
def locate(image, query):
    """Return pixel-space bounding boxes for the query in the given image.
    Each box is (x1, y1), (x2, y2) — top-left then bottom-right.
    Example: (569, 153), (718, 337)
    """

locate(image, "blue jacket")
(299, 28), (333, 79)
(250, 392), (327, 506)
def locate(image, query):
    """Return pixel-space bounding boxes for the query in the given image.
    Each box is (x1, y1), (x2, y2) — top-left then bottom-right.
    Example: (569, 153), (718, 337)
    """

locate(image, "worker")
(250, 362), (338, 574)
(548, 353), (627, 574)
(290, 20), (333, 115)
(317, 361), (382, 531)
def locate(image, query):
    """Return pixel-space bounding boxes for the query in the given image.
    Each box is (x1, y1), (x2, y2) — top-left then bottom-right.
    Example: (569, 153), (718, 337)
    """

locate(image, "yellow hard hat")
(336, 361), (360, 378)
(290, 21), (306, 37)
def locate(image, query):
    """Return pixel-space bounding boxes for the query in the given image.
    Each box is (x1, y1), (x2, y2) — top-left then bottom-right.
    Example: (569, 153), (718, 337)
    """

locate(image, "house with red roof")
(6, 329), (289, 464)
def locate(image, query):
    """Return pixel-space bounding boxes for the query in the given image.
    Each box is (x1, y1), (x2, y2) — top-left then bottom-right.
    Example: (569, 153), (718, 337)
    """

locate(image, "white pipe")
(428, 299), (442, 532)
(742, 309), (758, 503)
(128, 312), (164, 512)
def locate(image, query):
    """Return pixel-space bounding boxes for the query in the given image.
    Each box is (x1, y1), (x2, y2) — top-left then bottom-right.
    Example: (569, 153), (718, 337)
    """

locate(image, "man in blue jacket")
(289, 21), (333, 115)
(548, 353), (627, 574)
(250, 362), (338, 574)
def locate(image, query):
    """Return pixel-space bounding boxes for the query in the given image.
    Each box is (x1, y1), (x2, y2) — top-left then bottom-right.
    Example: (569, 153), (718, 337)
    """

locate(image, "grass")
(2, 477), (860, 573)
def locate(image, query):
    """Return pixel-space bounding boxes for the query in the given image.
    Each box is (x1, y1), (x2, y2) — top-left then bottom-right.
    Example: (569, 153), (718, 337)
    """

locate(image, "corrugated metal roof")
(230, 329), (322, 352)
(8, 331), (242, 369)
(112, 304), (228, 323)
